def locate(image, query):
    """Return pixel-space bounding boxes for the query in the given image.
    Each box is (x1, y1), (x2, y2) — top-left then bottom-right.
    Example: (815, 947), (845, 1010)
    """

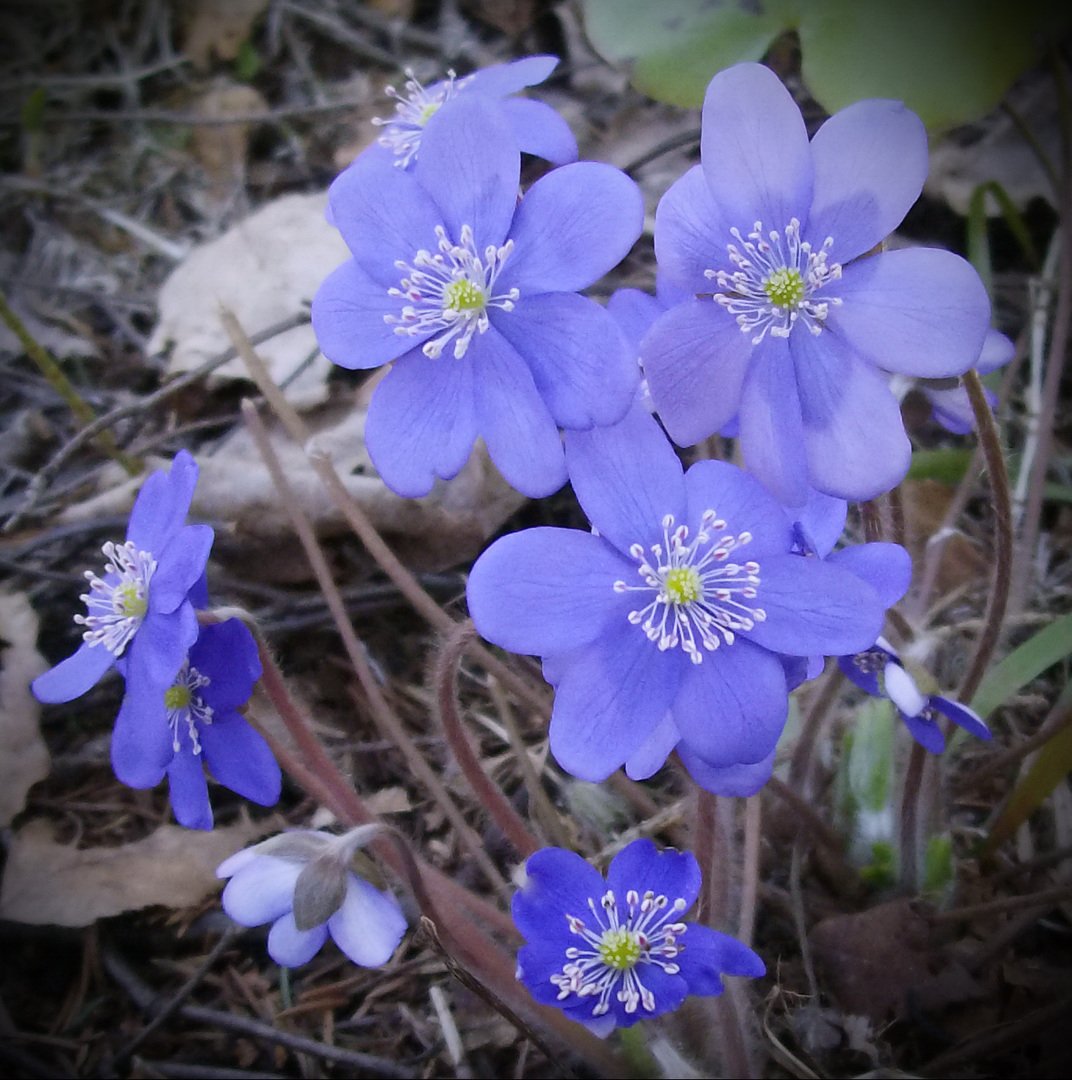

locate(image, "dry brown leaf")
(0, 815), (281, 926)
(183, 0), (269, 70)
(900, 478), (988, 596)
(150, 192), (347, 410)
(189, 80), (267, 201)
(0, 592), (50, 827)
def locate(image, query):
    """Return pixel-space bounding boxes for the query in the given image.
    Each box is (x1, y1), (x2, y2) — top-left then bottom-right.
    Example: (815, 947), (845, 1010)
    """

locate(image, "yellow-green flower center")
(597, 927), (642, 971)
(664, 566), (702, 605)
(444, 278), (486, 313)
(763, 266), (806, 309)
(165, 683), (192, 711)
(419, 102), (440, 124)
(116, 582), (148, 619)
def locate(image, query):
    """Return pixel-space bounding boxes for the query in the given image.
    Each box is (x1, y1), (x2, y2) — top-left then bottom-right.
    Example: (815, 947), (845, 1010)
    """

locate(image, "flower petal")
(607, 839), (701, 910)
(608, 287), (664, 349)
(504, 163), (644, 294)
(674, 923), (765, 995)
(312, 259), (421, 369)
(700, 63), (812, 232)
(494, 292), (637, 429)
(364, 350), (478, 498)
(625, 714), (680, 781)
(516, 940), (575, 1005)
(737, 337), (809, 507)
(654, 164), (733, 293)
(268, 913), (329, 967)
(32, 641), (115, 704)
(500, 97), (578, 164)
(467, 527), (627, 655)
(549, 619), (685, 781)
(671, 638), (788, 766)
(792, 490), (848, 558)
(791, 330), (911, 501)
(152, 525), (214, 614)
(807, 99), (928, 262)
(642, 299), (753, 446)
(902, 712), (946, 753)
(417, 97), (519, 246)
(222, 856), (301, 926)
(464, 55), (559, 96)
(192, 620), (262, 712)
(111, 674), (172, 788)
(564, 402), (685, 555)
(830, 248), (991, 377)
(126, 450), (198, 552)
(328, 153), (445, 288)
(930, 696), (991, 741)
(745, 554), (884, 656)
(513, 847), (605, 940)
(167, 750), (213, 830)
(474, 329), (566, 498)
(683, 458), (794, 559)
(128, 602), (198, 688)
(827, 543), (912, 608)
(328, 877), (408, 967)
(677, 745), (775, 797)
(978, 328), (1015, 374)
(202, 719), (281, 806)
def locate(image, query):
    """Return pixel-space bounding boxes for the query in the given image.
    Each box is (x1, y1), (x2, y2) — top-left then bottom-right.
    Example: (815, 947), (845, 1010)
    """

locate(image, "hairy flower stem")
(433, 621), (541, 857)
(221, 308), (550, 716)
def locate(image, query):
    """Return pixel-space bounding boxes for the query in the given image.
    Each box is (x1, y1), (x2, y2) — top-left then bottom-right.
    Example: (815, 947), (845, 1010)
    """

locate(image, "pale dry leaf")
(58, 404), (526, 577)
(365, 786), (412, 815)
(189, 79), (268, 201)
(150, 192), (348, 409)
(0, 814), (282, 926)
(183, 0), (269, 70)
(0, 593), (50, 826)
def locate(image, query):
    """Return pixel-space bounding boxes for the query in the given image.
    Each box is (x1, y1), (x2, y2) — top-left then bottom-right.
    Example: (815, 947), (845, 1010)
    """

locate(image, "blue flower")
(512, 839), (764, 1035)
(218, 829), (407, 969)
(839, 638), (991, 753)
(116, 619), (280, 829)
(918, 328), (1013, 435)
(312, 95), (643, 498)
(32, 451), (212, 720)
(467, 405), (894, 782)
(643, 62), (991, 506)
(366, 56), (576, 170)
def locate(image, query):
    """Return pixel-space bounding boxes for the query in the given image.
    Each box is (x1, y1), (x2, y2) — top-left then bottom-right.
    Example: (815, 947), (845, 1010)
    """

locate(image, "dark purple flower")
(32, 452), (212, 731)
(513, 839), (763, 1034)
(218, 828), (407, 968)
(313, 95), (643, 498)
(839, 638), (991, 753)
(467, 405), (894, 782)
(115, 619), (279, 829)
(366, 56), (576, 170)
(643, 63), (991, 506)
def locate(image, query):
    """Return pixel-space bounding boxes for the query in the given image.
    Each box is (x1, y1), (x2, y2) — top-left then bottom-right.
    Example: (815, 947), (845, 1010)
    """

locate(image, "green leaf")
(971, 613), (1072, 719)
(581, 0), (799, 108)
(799, 0), (1066, 132)
(922, 834), (955, 899)
(20, 88), (46, 132)
(907, 448), (974, 484)
(235, 40), (261, 83)
(983, 699), (1072, 856)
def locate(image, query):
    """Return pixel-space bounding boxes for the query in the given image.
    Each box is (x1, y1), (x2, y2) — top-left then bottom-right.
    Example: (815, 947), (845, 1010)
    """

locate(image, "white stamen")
(614, 510), (766, 664)
(371, 68), (474, 168)
(707, 218), (842, 344)
(74, 540), (156, 656)
(385, 224), (519, 359)
(551, 887), (690, 1017)
(165, 661), (214, 755)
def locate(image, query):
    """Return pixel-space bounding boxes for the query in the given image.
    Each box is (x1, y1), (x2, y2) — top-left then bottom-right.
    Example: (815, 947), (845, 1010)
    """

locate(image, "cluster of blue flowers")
(30, 55), (1002, 1032)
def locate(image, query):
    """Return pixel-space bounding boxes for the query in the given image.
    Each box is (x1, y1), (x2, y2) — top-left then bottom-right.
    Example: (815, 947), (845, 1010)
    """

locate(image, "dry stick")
(928, 881), (1072, 923)
(433, 622), (541, 858)
(487, 675), (573, 850)
(765, 777), (844, 855)
(4, 312), (309, 534)
(787, 664), (845, 792)
(241, 399), (510, 901)
(220, 309), (551, 718)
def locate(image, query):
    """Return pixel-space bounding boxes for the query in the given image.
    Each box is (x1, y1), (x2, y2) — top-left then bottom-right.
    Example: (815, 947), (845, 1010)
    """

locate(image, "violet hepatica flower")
(218, 828), (407, 969)
(119, 618), (280, 829)
(918, 328), (1014, 435)
(839, 638), (991, 753)
(313, 95), (643, 498)
(367, 55), (577, 170)
(644, 62), (991, 506)
(468, 405), (894, 782)
(32, 452), (212, 735)
(513, 839), (764, 1034)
